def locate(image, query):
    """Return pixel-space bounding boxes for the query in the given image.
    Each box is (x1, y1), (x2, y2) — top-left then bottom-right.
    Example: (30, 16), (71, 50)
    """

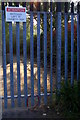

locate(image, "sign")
(5, 7), (26, 22)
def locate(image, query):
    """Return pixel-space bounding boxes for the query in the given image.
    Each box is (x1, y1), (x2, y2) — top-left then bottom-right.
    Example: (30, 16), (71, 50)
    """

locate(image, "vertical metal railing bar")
(16, 21), (21, 107)
(77, 2), (80, 82)
(37, 9), (40, 105)
(9, 2), (14, 108)
(71, 2), (74, 86)
(50, 1), (53, 100)
(23, 2), (27, 107)
(16, 2), (21, 107)
(44, 12), (47, 105)
(2, 9), (7, 108)
(1, 2), (4, 68)
(37, 13), (40, 104)
(56, 3), (61, 92)
(65, 3), (68, 83)
(30, 3), (34, 106)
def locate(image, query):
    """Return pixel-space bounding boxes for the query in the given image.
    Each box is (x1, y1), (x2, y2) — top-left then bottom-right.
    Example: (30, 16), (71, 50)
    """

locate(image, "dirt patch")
(0, 56), (56, 108)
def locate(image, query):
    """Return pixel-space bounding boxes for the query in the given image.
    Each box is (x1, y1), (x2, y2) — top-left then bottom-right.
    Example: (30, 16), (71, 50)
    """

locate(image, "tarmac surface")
(2, 106), (61, 119)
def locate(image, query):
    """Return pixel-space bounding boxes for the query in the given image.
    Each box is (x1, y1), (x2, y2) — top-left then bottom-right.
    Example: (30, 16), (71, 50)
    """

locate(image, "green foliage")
(56, 81), (80, 116)
(6, 19), (30, 55)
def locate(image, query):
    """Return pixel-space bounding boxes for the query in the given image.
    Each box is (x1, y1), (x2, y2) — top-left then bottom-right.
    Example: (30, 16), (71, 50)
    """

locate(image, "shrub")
(56, 81), (80, 116)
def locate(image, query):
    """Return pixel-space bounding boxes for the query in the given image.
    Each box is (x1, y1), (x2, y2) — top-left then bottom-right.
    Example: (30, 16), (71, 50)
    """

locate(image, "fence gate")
(1, 2), (80, 109)
(1, 2), (55, 109)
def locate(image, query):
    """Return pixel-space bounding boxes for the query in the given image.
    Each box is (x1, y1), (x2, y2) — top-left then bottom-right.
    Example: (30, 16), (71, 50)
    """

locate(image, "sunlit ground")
(0, 56), (56, 108)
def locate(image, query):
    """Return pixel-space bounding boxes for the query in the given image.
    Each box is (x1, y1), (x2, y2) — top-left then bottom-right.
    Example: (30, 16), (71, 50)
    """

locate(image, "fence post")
(37, 2), (40, 105)
(65, 2), (68, 83)
(50, 1), (53, 100)
(30, 2), (34, 106)
(16, 2), (21, 107)
(2, 2), (7, 109)
(23, 2), (27, 107)
(71, 2), (74, 86)
(9, 2), (14, 108)
(56, 2), (61, 92)
(43, 2), (47, 105)
(77, 2), (80, 82)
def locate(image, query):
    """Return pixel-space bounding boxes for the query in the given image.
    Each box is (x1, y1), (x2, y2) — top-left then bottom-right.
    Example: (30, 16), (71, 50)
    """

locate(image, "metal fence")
(1, 2), (80, 109)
